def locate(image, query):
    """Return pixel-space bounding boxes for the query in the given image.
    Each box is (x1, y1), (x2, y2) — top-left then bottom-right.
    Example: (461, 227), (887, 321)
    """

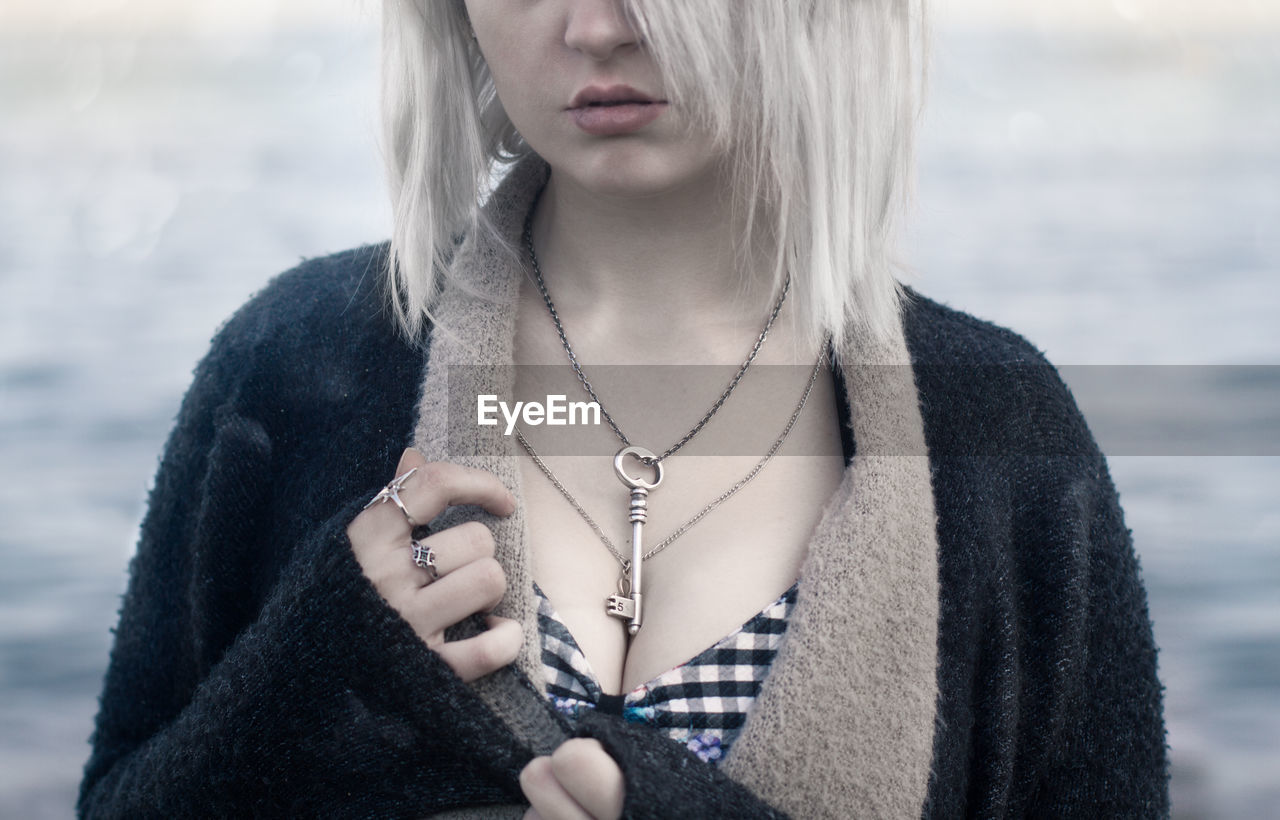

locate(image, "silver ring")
(411, 539), (439, 581)
(364, 467), (420, 528)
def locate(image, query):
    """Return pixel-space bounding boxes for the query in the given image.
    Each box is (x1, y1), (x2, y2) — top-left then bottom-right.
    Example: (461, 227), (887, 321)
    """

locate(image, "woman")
(80, 1), (1168, 818)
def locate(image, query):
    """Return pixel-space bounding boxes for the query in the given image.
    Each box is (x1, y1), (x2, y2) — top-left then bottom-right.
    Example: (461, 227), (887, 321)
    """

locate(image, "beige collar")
(413, 157), (939, 818)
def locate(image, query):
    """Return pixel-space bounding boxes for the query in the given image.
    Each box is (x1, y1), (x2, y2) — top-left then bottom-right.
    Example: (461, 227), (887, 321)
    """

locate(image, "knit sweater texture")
(80, 165), (1168, 819)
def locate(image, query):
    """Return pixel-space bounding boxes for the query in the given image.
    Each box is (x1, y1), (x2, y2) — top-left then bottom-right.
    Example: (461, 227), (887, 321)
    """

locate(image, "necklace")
(518, 351), (826, 635)
(518, 346), (824, 561)
(522, 202), (797, 635)
(522, 207), (790, 466)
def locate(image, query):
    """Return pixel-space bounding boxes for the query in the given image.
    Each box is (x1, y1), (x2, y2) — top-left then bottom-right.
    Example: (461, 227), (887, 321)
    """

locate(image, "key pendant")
(605, 446), (664, 635)
(605, 572), (636, 620)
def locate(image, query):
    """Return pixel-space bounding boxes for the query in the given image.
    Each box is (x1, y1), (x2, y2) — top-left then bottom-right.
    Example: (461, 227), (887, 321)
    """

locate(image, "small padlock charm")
(605, 593), (637, 620)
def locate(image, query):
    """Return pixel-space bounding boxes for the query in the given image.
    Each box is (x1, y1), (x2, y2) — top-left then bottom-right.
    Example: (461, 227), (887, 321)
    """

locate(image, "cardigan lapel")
(412, 157), (566, 755)
(413, 156), (939, 817)
(720, 327), (940, 818)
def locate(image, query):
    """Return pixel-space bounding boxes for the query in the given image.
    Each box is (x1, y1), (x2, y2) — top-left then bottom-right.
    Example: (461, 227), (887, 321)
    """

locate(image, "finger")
(406, 557), (507, 638)
(520, 756), (593, 820)
(347, 450), (426, 548)
(411, 521), (496, 578)
(382, 521), (495, 595)
(395, 446), (426, 475)
(550, 739), (625, 820)
(399, 460), (517, 525)
(434, 616), (523, 682)
(349, 458), (513, 555)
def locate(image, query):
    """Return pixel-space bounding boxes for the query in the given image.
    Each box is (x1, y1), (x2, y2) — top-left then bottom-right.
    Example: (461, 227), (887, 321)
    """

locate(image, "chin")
(556, 147), (722, 200)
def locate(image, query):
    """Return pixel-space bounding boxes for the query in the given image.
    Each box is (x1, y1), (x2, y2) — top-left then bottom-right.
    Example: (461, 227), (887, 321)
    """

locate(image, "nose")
(563, 0), (639, 61)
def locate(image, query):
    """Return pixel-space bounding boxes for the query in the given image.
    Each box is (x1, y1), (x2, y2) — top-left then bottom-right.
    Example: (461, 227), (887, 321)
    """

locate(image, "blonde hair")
(381, 0), (927, 347)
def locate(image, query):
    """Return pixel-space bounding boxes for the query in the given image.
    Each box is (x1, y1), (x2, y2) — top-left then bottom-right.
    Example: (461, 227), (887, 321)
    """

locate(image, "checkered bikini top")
(534, 581), (799, 764)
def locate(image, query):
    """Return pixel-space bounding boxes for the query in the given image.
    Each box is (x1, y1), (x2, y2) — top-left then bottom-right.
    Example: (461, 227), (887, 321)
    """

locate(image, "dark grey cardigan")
(80, 180), (1167, 818)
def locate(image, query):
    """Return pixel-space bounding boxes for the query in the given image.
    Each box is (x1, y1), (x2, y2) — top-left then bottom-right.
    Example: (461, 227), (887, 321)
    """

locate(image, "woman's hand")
(346, 448), (522, 682)
(520, 738), (625, 820)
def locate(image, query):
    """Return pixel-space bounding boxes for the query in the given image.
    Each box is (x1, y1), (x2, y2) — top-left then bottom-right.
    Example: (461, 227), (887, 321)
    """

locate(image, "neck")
(528, 167), (779, 334)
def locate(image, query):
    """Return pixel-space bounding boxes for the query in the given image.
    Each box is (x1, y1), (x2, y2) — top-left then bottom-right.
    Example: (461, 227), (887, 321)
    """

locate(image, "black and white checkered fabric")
(534, 581), (798, 764)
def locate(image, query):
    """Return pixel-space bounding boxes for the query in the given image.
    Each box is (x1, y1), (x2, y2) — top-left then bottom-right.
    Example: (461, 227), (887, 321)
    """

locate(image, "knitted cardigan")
(80, 160), (1168, 818)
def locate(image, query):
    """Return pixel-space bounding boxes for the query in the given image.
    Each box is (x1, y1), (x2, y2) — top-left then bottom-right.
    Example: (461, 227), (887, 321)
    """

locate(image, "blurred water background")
(1, 1), (1277, 817)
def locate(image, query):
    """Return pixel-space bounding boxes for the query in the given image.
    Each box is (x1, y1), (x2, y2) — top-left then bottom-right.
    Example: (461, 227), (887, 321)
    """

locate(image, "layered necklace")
(518, 202), (824, 635)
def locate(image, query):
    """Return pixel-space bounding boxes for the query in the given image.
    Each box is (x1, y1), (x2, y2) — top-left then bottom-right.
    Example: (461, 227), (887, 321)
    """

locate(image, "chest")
(519, 381), (845, 695)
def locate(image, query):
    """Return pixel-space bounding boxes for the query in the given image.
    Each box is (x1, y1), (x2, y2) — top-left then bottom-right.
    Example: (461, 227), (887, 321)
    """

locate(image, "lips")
(567, 84), (668, 136)
(568, 84), (662, 109)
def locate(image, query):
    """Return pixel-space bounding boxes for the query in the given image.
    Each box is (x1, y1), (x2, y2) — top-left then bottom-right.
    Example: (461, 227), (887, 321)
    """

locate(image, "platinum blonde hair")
(381, 0), (927, 347)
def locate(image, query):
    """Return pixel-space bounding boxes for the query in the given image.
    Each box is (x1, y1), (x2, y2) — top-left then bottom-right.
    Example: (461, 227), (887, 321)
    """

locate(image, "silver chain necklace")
(521, 193), (811, 635)
(522, 204), (790, 466)
(517, 347), (824, 569)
